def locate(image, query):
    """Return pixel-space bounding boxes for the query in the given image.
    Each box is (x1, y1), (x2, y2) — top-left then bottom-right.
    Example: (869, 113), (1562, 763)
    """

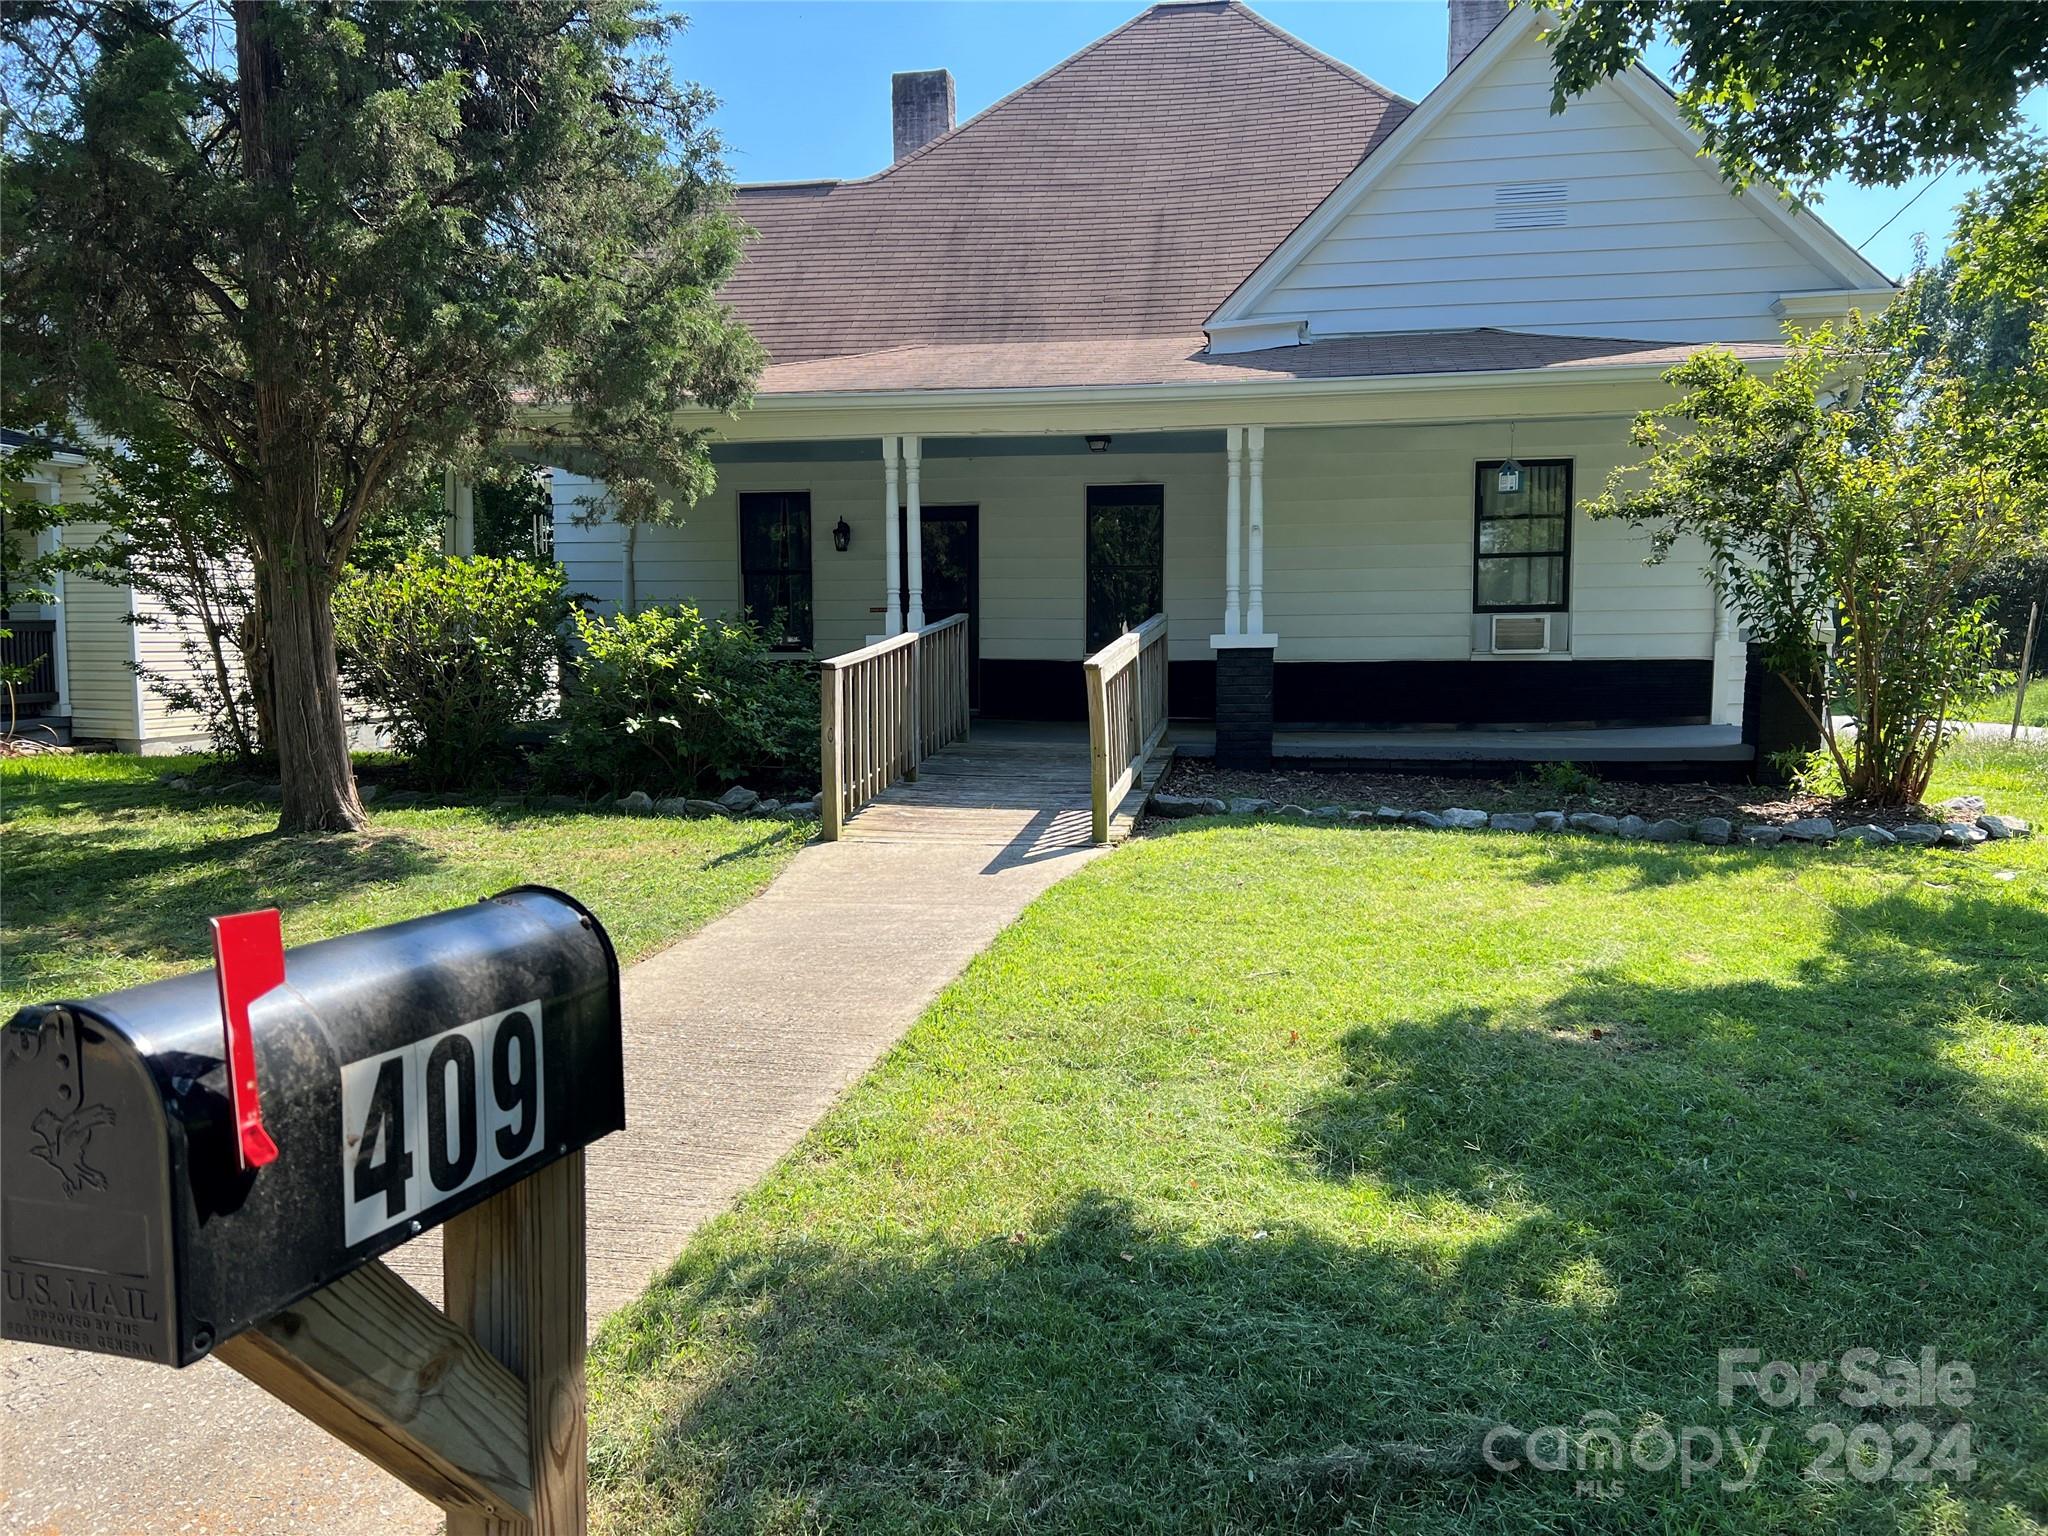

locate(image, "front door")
(900, 503), (980, 707)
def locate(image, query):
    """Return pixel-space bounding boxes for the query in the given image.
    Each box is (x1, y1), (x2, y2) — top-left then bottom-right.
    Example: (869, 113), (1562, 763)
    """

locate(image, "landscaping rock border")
(165, 778), (821, 821)
(1147, 792), (2028, 853)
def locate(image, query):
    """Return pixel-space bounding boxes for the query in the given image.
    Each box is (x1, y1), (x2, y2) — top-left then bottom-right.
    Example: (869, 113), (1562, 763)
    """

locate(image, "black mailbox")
(2, 886), (622, 1367)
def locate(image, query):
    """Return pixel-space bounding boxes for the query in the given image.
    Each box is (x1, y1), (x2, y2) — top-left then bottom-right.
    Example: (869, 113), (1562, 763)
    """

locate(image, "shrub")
(1592, 315), (2048, 806)
(549, 604), (817, 794)
(1526, 760), (1599, 798)
(334, 554), (571, 787)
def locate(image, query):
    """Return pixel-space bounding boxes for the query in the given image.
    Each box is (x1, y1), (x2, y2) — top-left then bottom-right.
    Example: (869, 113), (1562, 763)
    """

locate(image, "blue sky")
(667, 0), (2048, 283)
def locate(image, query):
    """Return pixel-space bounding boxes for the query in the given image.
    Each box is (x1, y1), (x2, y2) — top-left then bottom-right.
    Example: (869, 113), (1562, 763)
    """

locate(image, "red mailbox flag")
(209, 909), (284, 1170)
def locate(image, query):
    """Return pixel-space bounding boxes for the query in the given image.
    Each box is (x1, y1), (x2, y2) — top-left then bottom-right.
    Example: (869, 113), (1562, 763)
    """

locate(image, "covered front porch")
(540, 370), (1790, 824)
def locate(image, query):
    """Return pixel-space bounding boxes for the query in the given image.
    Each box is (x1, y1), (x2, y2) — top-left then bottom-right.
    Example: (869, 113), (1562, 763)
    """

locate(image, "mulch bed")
(1157, 757), (1965, 831)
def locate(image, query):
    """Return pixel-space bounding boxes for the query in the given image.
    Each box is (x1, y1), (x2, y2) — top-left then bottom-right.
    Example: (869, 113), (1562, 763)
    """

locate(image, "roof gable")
(722, 1), (1410, 365)
(1208, 8), (1894, 348)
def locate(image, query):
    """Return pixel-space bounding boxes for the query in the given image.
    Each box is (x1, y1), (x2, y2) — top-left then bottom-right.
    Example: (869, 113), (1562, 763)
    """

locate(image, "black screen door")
(1086, 484), (1164, 653)
(899, 504), (980, 706)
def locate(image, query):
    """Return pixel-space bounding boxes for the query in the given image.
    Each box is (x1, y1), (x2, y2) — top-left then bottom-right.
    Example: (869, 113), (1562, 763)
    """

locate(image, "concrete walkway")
(1, 735), (1107, 1536)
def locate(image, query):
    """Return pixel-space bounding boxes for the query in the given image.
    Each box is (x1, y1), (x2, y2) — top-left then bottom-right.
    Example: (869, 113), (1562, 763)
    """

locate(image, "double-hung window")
(738, 491), (813, 650)
(1473, 460), (1571, 613)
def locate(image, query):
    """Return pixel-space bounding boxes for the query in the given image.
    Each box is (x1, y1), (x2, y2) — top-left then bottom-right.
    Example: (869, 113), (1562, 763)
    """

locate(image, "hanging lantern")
(1497, 422), (1524, 495)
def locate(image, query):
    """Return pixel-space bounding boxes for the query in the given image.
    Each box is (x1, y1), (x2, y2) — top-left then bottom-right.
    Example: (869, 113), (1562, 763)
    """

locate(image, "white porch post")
(1710, 576), (1746, 728)
(33, 492), (69, 720)
(441, 469), (476, 555)
(904, 434), (925, 630)
(881, 434), (903, 636)
(1222, 426), (1243, 635)
(1246, 425), (1266, 638)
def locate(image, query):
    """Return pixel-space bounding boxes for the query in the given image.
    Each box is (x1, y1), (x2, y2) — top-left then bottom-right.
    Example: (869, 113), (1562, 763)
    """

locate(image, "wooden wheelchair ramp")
(838, 722), (1168, 853)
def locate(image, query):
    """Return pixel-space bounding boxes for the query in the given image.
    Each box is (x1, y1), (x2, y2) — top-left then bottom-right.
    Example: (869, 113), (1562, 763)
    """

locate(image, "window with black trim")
(1086, 484), (1164, 652)
(739, 491), (813, 650)
(1473, 459), (1571, 613)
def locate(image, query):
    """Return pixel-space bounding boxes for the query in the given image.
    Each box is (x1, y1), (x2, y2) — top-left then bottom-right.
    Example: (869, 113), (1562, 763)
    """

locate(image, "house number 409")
(339, 1002), (547, 1246)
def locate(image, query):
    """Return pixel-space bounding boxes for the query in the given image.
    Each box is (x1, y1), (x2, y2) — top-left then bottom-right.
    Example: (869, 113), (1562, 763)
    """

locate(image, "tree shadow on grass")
(591, 878), (2048, 1534)
(7, 810), (443, 988)
(1153, 813), (2009, 897)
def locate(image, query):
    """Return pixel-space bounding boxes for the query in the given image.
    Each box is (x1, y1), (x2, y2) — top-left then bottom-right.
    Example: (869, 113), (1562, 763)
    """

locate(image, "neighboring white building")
(3, 432), (217, 754)
(546, 1), (1890, 767)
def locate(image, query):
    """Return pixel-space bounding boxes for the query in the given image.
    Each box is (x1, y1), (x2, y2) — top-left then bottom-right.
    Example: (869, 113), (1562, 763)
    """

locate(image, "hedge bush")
(334, 554), (571, 787)
(549, 604), (816, 794)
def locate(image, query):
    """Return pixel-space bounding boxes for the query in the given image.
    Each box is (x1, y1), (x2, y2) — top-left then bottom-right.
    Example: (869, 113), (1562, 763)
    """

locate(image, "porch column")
(1710, 575), (1746, 728)
(1246, 426), (1266, 637)
(904, 434), (925, 630)
(33, 498), (69, 721)
(881, 434), (903, 636)
(1209, 424), (1276, 769)
(1222, 426), (1242, 636)
(441, 469), (476, 556)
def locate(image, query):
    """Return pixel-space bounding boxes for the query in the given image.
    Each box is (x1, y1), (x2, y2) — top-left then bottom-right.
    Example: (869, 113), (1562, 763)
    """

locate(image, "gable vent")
(1494, 182), (1567, 230)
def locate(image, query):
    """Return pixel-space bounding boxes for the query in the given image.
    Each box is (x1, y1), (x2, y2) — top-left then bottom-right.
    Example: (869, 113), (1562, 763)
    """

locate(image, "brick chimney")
(1447, 0), (1507, 71)
(892, 69), (955, 162)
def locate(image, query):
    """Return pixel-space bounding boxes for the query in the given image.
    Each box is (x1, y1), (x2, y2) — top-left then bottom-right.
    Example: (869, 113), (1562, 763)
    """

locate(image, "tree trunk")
(238, 1), (364, 834)
(240, 599), (275, 758)
(255, 469), (366, 834)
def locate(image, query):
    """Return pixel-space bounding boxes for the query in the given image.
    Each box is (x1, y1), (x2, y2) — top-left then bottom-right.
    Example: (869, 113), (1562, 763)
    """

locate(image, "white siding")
(1265, 418), (1714, 662)
(554, 420), (1716, 682)
(57, 520), (141, 743)
(1247, 33), (1839, 343)
(921, 450), (1222, 664)
(132, 585), (216, 747)
(555, 449), (1226, 665)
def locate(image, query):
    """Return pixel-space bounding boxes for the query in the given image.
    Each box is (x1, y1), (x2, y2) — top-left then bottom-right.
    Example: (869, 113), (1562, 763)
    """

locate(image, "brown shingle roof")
(756, 330), (1792, 395)
(726, 1), (1411, 373)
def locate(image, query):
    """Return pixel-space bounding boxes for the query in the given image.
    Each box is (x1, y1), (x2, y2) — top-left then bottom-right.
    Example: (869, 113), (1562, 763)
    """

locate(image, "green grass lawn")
(590, 740), (2048, 1535)
(2, 752), (808, 1012)
(1961, 681), (2048, 730)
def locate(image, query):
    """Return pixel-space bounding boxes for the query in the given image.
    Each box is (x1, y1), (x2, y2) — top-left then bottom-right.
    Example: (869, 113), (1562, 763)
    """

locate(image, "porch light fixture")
(1497, 422), (1524, 496)
(1086, 435), (1112, 453)
(832, 517), (852, 552)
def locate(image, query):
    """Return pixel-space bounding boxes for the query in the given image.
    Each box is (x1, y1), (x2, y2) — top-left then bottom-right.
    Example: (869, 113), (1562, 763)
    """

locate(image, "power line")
(1857, 162), (1957, 253)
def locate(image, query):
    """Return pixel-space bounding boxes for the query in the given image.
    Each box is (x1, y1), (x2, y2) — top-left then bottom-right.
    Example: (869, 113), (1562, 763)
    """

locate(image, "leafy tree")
(59, 432), (264, 761)
(1529, 1), (2048, 192)
(46, 433), (467, 764)
(1593, 316), (2048, 806)
(3, 1), (759, 831)
(1906, 138), (2048, 668)
(343, 469), (448, 577)
(474, 468), (555, 564)
(1907, 137), (2048, 435)
(0, 447), (60, 734)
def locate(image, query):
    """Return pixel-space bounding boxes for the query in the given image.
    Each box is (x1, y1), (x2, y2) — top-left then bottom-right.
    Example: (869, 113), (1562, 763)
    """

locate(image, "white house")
(540, 0), (1892, 768)
(2, 432), (220, 753)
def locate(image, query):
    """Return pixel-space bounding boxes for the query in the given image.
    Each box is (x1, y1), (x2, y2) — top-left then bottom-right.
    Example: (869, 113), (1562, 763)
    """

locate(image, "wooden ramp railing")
(819, 613), (970, 839)
(1083, 613), (1168, 844)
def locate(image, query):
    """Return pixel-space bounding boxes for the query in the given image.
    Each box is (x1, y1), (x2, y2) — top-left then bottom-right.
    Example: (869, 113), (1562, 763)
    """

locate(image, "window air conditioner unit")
(1490, 613), (1552, 654)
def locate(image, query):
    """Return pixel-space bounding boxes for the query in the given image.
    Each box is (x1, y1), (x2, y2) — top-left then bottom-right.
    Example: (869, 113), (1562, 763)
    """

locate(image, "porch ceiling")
(709, 431), (1226, 464)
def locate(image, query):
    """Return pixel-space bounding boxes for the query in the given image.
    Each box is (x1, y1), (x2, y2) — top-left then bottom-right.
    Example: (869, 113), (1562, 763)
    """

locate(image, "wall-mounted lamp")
(1086, 435), (1112, 454)
(832, 517), (852, 552)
